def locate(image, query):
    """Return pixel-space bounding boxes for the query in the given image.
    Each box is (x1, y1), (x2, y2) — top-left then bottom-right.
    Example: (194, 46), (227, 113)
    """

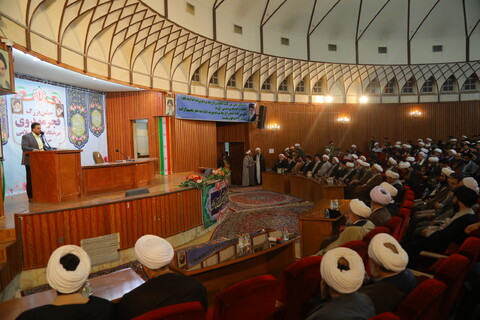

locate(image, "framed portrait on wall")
(0, 46), (13, 93)
(0, 121), (3, 161)
(165, 96), (175, 116)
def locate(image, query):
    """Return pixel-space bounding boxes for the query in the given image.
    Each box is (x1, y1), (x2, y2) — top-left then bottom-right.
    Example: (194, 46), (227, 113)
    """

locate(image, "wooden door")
(228, 142), (244, 186)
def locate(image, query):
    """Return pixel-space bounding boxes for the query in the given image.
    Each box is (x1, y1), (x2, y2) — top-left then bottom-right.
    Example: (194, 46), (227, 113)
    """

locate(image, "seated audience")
(368, 186), (392, 226)
(302, 154), (314, 175)
(351, 164), (383, 201)
(285, 156), (296, 173)
(116, 235), (208, 320)
(306, 248), (375, 320)
(291, 155), (305, 173)
(273, 153), (288, 171)
(359, 233), (417, 314)
(405, 186), (478, 268)
(413, 168), (452, 211)
(17, 245), (113, 320)
(316, 199), (374, 255)
(379, 182), (399, 216)
(315, 154), (332, 177)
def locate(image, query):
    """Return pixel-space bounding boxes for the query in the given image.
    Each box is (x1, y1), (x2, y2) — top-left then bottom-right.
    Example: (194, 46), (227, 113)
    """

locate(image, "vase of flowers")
(180, 174), (207, 189)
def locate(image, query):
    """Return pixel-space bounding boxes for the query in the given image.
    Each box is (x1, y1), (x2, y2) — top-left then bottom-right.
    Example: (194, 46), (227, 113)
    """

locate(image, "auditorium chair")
(385, 216), (403, 241)
(401, 199), (413, 210)
(363, 226), (391, 245)
(340, 240), (368, 266)
(131, 302), (206, 320)
(369, 312), (400, 320)
(395, 278), (447, 320)
(207, 275), (277, 320)
(276, 256), (323, 320)
(396, 208), (411, 242)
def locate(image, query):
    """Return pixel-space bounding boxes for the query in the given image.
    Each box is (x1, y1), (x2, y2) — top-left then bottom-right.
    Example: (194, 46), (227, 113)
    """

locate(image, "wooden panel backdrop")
(249, 101), (480, 168)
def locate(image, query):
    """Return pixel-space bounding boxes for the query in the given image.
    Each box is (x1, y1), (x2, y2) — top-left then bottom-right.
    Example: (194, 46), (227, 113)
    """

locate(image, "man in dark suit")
(302, 155), (314, 175)
(21, 122), (45, 201)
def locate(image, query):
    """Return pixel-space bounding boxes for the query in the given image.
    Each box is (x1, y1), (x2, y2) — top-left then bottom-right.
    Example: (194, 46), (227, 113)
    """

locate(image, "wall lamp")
(410, 110), (422, 117)
(337, 116), (350, 124)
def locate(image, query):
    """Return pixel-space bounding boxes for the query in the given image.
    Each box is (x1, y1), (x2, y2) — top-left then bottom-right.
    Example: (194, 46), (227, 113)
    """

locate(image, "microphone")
(40, 131), (55, 150)
(116, 149), (133, 161)
(40, 131), (44, 136)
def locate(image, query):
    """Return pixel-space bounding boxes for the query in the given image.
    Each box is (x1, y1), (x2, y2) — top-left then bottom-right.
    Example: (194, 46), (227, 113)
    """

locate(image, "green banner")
(201, 180), (229, 228)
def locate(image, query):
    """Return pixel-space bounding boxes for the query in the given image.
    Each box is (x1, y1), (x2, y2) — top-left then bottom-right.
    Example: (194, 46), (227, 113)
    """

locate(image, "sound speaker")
(257, 105), (267, 129)
(125, 188), (150, 197)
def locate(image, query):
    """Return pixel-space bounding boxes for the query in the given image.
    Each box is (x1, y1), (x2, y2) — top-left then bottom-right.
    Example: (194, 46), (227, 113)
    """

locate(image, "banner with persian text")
(201, 180), (229, 228)
(2, 78), (108, 195)
(175, 94), (257, 122)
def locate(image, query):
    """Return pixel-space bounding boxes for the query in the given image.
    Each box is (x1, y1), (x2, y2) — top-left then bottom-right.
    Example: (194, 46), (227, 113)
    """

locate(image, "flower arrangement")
(180, 174), (207, 189)
(209, 167), (229, 181)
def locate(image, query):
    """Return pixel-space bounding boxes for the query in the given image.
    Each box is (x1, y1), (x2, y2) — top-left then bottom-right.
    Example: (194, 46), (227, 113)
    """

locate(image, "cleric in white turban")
(368, 186), (392, 226)
(380, 181), (400, 216)
(306, 248), (375, 320)
(117, 235), (208, 320)
(17, 245), (114, 320)
(359, 234), (417, 314)
(316, 199), (374, 255)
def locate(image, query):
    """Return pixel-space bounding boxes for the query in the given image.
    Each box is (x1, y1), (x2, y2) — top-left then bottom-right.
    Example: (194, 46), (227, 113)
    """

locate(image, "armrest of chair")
(419, 251), (448, 259)
(408, 268), (434, 279)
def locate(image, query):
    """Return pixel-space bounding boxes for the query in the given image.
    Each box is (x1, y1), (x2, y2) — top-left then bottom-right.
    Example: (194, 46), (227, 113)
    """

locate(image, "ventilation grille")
(378, 47), (387, 54)
(186, 2), (195, 15)
(281, 37), (289, 46)
(433, 45), (443, 52)
(328, 44), (337, 52)
(234, 24), (243, 34)
(81, 233), (120, 266)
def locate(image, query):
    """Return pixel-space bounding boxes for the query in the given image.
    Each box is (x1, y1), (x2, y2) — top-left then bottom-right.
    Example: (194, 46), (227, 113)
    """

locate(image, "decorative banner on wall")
(0, 96), (8, 145)
(158, 117), (172, 175)
(201, 180), (229, 228)
(66, 88), (89, 149)
(88, 92), (105, 137)
(175, 94), (257, 123)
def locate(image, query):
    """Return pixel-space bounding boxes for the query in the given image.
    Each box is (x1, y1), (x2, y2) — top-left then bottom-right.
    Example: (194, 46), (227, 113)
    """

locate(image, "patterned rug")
(211, 202), (314, 241)
(21, 261), (147, 297)
(228, 189), (302, 211)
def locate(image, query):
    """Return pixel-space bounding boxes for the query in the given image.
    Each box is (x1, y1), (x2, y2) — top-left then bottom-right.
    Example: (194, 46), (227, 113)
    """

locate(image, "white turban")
(46, 245), (91, 294)
(285, 148), (290, 151)
(255, 148), (261, 152)
(394, 145), (401, 149)
(449, 149), (457, 155)
(349, 199), (371, 218)
(395, 141), (401, 145)
(380, 182), (398, 197)
(451, 138), (457, 142)
(279, 153), (285, 158)
(388, 157), (397, 165)
(426, 138), (432, 142)
(463, 177), (479, 194)
(368, 233), (408, 273)
(135, 235), (174, 270)
(361, 161), (370, 168)
(417, 139), (423, 142)
(418, 152), (427, 158)
(295, 143), (300, 147)
(352, 154), (359, 159)
(434, 148), (442, 153)
(462, 135), (467, 139)
(419, 142), (425, 147)
(246, 150), (251, 155)
(386, 170), (400, 179)
(333, 157), (339, 163)
(465, 141), (471, 144)
(421, 148), (428, 153)
(373, 164), (383, 173)
(370, 186), (392, 206)
(403, 144), (411, 149)
(374, 142), (379, 146)
(320, 248), (365, 294)
(359, 156), (366, 161)
(351, 144), (357, 148)
(428, 156), (439, 163)
(323, 155), (330, 160)
(346, 162), (354, 168)
(441, 167), (454, 177)
(406, 157), (415, 162)
(399, 161), (411, 169)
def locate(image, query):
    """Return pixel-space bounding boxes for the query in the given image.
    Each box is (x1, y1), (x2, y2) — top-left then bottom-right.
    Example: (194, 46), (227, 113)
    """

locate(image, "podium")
(26, 150), (82, 203)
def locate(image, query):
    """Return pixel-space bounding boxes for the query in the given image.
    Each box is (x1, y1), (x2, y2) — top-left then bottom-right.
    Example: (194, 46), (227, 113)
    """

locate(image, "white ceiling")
(12, 49), (142, 92)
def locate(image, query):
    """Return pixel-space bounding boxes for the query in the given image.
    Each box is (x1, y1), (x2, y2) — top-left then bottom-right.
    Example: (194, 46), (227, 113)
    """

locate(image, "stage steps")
(0, 239), (22, 293)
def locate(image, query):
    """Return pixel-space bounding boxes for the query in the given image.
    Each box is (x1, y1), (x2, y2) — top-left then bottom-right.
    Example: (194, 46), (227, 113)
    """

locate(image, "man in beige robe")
(242, 150), (254, 186)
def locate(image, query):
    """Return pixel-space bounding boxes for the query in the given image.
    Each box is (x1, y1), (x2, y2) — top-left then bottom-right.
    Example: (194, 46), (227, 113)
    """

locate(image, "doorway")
(132, 119), (149, 159)
(227, 142), (245, 186)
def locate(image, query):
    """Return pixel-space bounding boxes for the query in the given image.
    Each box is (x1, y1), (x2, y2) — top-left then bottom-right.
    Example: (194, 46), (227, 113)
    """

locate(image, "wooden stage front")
(1, 173), (203, 272)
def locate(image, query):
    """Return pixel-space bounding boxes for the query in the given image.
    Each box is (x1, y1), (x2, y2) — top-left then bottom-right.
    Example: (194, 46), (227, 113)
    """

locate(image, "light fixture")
(325, 96), (333, 103)
(410, 110), (422, 117)
(337, 116), (350, 124)
(359, 96), (368, 103)
(313, 95), (324, 103)
(266, 123), (280, 131)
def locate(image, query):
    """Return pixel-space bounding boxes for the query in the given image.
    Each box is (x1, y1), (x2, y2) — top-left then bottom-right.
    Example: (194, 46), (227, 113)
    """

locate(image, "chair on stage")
(207, 275), (277, 320)
(276, 256), (323, 320)
(131, 302), (206, 320)
(395, 278), (447, 320)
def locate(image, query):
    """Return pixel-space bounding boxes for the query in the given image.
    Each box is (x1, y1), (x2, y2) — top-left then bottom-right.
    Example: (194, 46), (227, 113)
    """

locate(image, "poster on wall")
(2, 77), (108, 195)
(201, 180), (229, 228)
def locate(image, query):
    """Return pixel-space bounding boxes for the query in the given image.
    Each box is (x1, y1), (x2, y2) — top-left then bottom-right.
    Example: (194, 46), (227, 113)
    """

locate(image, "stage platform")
(0, 172), (204, 274)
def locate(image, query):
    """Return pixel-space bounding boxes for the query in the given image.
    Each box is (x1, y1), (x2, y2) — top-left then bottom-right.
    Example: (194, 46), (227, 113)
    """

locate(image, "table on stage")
(297, 199), (350, 257)
(0, 268), (144, 320)
(262, 172), (346, 201)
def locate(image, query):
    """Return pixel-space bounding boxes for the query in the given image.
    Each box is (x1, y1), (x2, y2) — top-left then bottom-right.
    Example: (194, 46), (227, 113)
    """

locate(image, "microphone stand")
(116, 149), (134, 161)
(40, 132), (55, 150)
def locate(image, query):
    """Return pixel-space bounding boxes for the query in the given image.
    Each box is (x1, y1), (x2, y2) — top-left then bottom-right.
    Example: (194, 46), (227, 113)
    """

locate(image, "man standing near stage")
(21, 122), (44, 201)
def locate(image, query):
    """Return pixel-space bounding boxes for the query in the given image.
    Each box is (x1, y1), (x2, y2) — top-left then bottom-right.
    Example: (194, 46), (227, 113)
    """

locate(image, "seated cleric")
(17, 245), (113, 320)
(116, 235), (208, 320)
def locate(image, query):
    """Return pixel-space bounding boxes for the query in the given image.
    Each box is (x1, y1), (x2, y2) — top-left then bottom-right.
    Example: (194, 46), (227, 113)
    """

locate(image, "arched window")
(462, 74), (478, 92)
(227, 74), (236, 88)
(440, 76), (457, 93)
(191, 68), (200, 82)
(312, 80), (322, 93)
(401, 78), (416, 94)
(383, 78), (397, 94)
(365, 79), (379, 94)
(244, 76), (254, 89)
(279, 79), (288, 92)
(209, 71), (218, 85)
(296, 80), (305, 93)
(420, 77), (436, 94)
(262, 77), (271, 91)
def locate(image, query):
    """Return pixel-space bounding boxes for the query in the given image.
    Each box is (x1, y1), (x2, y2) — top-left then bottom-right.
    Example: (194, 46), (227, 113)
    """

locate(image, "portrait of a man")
(11, 98), (23, 114)
(0, 49), (11, 91)
(247, 103), (257, 122)
(55, 103), (64, 118)
(165, 96), (175, 116)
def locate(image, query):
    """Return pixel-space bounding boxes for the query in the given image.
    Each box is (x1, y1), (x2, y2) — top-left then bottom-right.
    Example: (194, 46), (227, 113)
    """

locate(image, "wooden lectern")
(26, 150), (82, 203)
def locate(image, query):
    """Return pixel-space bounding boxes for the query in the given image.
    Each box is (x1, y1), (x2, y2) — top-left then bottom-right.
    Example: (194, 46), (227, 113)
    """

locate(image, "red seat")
(132, 302), (206, 320)
(363, 226), (391, 245)
(208, 275), (277, 320)
(385, 216), (403, 241)
(340, 240), (368, 266)
(397, 208), (411, 242)
(401, 200), (413, 210)
(395, 278), (447, 320)
(428, 236), (480, 274)
(369, 312), (400, 320)
(276, 256), (322, 320)
(432, 254), (470, 320)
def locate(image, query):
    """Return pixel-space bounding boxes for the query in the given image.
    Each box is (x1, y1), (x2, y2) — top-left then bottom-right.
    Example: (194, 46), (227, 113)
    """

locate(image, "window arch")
(383, 78), (398, 95)
(420, 76), (437, 94)
(462, 74), (479, 92)
(401, 77), (417, 94)
(440, 76), (457, 93)
(312, 80), (322, 93)
(191, 68), (200, 82)
(364, 78), (380, 95)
